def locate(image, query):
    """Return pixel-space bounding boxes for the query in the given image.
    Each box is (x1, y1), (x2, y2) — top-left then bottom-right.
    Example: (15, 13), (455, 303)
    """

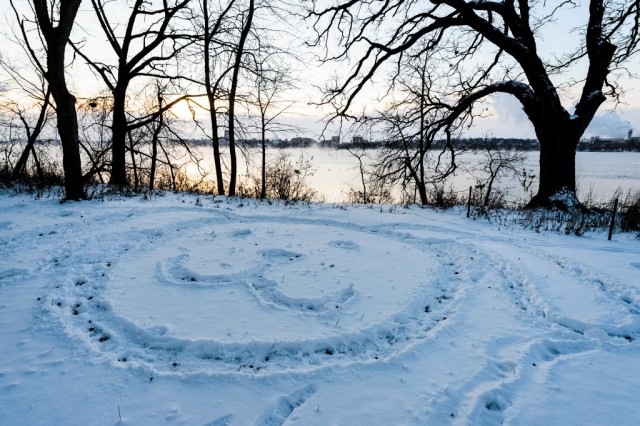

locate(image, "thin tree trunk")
(159, 141), (176, 190)
(11, 90), (51, 180)
(149, 132), (159, 190)
(227, 0), (254, 196)
(12, 138), (36, 180)
(484, 173), (498, 206)
(203, 0), (226, 195)
(110, 87), (129, 185)
(260, 114), (266, 199)
(30, 143), (45, 183)
(128, 132), (139, 190)
(357, 155), (367, 203)
(207, 97), (225, 195)
(149, 90), (164, 191)
(418, 60), (427, 205)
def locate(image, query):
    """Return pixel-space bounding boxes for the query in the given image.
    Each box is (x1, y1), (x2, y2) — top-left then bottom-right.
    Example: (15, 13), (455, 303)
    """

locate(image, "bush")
(238, 153), (319, 202)
(621, 191), (640, 232)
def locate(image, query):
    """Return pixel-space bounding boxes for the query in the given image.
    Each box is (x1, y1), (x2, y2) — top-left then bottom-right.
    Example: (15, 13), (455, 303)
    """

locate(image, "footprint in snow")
(254, 384), (317, 426)
(230, 228), (252, 237)
(260, 248), (305, 262)
(328, 240), (360, 250)
(204, 414), (233, 426)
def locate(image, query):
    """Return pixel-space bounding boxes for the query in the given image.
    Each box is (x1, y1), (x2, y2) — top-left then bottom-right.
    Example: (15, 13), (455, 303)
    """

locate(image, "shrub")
(621, 190), (640, 232)
(238, 153), (318, 202)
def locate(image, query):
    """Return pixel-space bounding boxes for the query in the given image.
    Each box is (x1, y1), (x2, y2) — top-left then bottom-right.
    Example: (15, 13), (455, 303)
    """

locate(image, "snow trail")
(1, 193), (639, 425)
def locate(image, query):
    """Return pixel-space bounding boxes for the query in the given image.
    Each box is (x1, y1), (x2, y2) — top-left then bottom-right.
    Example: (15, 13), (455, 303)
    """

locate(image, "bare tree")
(10, 0), (85, 200)
(343, 144), (393, 204)
(183, 0), (256, 197)
(77, 95), (113, 184)
(0, 55), (52, 182)
(309, 1), (640, 207)
(244, 56), (296, 199)
(186, 0), (301, 196)
(471, 138), (529, 206)
(202, 0), (233, 195)
(365, 49), (460, 206)
(74, 0), (192, 186)
(186, 0), (237, 195)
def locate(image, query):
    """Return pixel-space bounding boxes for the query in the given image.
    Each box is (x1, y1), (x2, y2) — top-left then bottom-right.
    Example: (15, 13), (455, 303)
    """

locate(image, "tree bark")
(11, 89), (50, 180)
(149, 89), (164, 191)
(227, 0), (255, 196)
(528, 117), (581, 207)
(32, 0), (85, 200)
(260, 114), (266, 199)
(109, 86), (129, 185)
(203, 0), (226, 195)
(54, 89), (85, 199)
(128, 132), (139, 190)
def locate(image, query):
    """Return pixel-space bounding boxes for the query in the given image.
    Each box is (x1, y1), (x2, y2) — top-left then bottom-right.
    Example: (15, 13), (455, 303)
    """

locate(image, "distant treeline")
(332, 138), (541, 151)
(4, 136), (640, 152)
(333, 137), (640, 152)
(578, 137), (640, 152)
(189, 137), (315, 148)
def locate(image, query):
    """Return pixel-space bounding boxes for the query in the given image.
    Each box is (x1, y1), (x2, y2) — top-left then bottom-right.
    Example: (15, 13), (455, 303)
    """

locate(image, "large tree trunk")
(31, 0), (85, 200)
(31, 2), (84, 199)
(528, 117), (580, 208)
(55, 92), (85, 200)
(48, 43), (85, 200)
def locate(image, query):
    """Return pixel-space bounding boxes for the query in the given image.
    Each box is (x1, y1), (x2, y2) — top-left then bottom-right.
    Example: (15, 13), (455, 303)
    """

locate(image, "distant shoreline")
(3, 137), (640, 152)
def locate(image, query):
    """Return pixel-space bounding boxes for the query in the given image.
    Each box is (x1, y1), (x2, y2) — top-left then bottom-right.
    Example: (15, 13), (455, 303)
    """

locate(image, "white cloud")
(465, 94), (639, 140)
(584, 111), (634, 139)
(465, 93), (536, 138)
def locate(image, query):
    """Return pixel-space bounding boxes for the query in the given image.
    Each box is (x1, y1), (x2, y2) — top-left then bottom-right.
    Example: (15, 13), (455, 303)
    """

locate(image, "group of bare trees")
(2, 0), (297, 200)
(1, 1), (639, 207)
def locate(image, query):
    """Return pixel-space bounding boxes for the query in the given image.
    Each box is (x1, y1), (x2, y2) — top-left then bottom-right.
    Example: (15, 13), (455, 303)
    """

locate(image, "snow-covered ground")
(1, 192), (639, 425)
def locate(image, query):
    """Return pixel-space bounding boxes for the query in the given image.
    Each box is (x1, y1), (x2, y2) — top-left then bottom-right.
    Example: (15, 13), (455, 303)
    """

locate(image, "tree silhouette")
(11, 0), (85, 200)
(76, 0), (192, 186)
(309, 0), (640, 206)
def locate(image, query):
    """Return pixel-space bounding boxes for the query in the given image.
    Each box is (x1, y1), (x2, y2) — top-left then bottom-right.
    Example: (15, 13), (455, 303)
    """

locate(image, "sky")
(1, 0), (639, 140)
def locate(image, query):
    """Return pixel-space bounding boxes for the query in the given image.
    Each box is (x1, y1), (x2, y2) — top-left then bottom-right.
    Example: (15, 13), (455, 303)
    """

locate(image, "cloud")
(467, 94), (639, 139)
(584, 111), (634, 138)
(466, 93), (536, 138)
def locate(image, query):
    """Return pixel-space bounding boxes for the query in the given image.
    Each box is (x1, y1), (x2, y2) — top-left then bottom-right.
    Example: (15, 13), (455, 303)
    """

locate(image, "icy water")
(202, 147), (640, 203)
(26, 144), (640, 203)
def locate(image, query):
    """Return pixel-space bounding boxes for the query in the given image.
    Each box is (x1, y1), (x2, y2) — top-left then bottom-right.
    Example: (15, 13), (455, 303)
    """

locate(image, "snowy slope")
(1, 192), (639, 425)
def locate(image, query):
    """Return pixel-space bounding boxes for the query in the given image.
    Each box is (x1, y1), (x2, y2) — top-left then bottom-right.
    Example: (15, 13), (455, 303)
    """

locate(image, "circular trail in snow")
(108, 220), (432, 342)
(40, 206), (464, 375)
